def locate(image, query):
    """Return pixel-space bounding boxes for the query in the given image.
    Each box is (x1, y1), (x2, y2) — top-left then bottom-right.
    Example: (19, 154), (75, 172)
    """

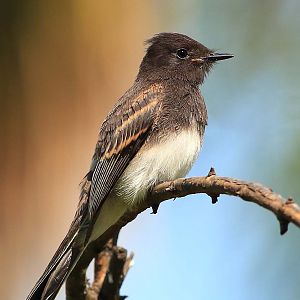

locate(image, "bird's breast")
(113, 128), (203, 206)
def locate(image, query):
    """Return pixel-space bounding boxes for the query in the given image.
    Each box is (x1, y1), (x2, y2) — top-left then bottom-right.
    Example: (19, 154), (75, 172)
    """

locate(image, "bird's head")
(138, 32), (233, 85)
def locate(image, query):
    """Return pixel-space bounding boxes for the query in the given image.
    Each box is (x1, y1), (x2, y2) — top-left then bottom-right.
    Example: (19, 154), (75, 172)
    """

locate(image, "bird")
(27, 32), (233, 300)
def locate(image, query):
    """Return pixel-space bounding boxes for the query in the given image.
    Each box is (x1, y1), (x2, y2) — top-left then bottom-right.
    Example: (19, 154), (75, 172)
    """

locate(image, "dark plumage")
(140, 32), (219, 84)
(27, 32), (233, 300)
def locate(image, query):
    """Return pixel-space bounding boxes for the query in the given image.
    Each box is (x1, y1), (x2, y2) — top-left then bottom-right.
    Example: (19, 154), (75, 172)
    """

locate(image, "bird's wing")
(26, 83), (162, 300)
(87, 83), (162, 219)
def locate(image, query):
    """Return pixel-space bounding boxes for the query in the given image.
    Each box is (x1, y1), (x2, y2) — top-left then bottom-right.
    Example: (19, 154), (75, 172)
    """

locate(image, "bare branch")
(149, 174), (300, 234)
(79, 237), (134, 300)
(99, 245), (129, 300)
(86, 239), (114, 300)
(66, 170), (300, 299)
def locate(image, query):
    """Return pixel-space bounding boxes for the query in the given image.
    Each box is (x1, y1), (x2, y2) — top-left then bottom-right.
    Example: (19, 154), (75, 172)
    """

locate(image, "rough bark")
(66, 168), (300, 299)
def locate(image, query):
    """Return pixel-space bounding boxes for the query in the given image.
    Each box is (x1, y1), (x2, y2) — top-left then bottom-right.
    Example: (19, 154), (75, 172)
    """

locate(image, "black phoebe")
(27, 32), (233, 300)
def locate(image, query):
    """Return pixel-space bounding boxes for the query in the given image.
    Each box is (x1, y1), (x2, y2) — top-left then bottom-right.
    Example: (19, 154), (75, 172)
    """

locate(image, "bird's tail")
(41, 246), (85, 300)
(27, 177), (92, 300)
(26, 217), (87, 300)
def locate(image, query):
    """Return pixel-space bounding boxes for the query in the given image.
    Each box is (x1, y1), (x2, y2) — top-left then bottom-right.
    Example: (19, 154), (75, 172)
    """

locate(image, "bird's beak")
(203, 52), (234, 62)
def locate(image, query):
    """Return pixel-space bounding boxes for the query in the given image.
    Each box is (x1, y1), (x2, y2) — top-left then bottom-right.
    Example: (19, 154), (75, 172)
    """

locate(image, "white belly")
(89, 129), (202, 241)
(115, 128), (202, 205)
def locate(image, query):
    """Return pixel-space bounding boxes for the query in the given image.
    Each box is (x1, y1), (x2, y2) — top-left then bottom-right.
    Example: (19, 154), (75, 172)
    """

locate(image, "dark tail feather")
(28, 248), (73, 300)
(27, 176), (91, 300)
(41, 248), (74, 300)
(26, 273), (50, 300)
(26, 235), (86, 300)
(26, 216), (86, 300)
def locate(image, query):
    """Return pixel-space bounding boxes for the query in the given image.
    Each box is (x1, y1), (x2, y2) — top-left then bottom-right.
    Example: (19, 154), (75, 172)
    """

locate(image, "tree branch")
(151, 168), (300, 234)
(66, 168), (300, 299)
(83, 236), (133, 300)
(85, 239), (114, 300)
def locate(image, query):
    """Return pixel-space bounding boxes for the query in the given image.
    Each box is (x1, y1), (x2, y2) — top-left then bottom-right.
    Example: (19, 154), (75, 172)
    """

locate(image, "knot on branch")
(206, 167), (219, 204)
(206, 167), (216, 177)
(277, 197), (299, 235)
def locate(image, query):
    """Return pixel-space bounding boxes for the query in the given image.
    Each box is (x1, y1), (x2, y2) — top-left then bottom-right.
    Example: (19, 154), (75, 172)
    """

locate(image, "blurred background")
(1, 0), (300, 299)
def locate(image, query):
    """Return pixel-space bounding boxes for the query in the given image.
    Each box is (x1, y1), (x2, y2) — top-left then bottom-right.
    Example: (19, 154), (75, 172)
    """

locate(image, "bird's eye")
(176, 48), (188, 59)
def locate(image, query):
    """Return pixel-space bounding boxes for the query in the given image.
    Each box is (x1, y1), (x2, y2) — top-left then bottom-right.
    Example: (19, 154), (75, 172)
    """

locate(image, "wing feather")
(88, 83), (162, 219)
(27, 84), (163, 300)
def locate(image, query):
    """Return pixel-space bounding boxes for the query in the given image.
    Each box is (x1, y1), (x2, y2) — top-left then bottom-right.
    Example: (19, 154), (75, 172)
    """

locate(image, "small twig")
(86, 239), (114, 300)
(122, 252), (134, 281)
(83, 238), (133, 300)
(100, 246), (128, 300)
